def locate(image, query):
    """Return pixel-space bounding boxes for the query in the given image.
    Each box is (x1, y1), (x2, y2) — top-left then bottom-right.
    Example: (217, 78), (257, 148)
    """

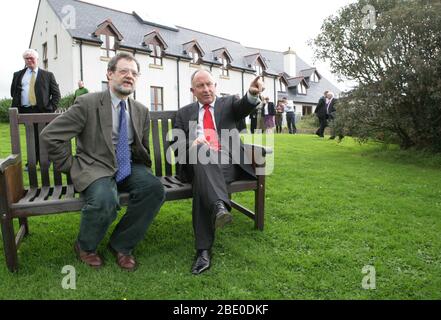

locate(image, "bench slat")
(51, 186), (63, 200)
(24, 123), (39, 188)
(17, 187), (39, 204)
(161, 118), (173, 176)
(151, 119), (163, 177)
(37, 123), (51, 187)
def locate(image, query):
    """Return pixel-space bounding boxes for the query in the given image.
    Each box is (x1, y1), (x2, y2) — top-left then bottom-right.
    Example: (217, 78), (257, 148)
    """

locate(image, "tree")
(312, 0), (441, 151)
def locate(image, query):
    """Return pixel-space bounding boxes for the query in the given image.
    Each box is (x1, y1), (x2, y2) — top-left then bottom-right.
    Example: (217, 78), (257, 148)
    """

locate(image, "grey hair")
(23, 49), (39, 60)
(107, 52), (140, 72)
(190, 68), (214, 84)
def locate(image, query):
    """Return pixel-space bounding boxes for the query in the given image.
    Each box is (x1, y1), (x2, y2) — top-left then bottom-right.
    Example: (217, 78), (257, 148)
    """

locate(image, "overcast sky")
(0, 0), (356, 99)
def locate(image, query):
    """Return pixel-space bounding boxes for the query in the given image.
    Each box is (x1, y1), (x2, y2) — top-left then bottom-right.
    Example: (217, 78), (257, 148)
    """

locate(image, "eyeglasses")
(115, 68), (141, 78)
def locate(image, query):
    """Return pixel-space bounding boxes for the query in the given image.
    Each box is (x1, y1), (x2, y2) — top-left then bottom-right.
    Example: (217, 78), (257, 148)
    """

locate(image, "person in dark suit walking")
(41, 53), (165, 271)
(173, 69), (265, 275)
(11, 49), (61, 165)
(325, 92), (339, 139)
(314, 90), (329, 138)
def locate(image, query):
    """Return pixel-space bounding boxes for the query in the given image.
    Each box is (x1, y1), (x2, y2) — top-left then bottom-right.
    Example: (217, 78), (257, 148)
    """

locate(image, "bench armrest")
(243, 144), (273, 168)
(0, 154), (25, 206)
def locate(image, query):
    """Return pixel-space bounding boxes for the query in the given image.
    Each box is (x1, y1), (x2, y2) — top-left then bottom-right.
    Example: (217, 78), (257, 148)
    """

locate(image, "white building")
(30, 0), (341, 115)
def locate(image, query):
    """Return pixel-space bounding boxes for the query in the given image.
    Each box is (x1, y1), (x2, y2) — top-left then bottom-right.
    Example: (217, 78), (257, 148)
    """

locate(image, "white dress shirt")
(21, 67), (39, 107)
(196, 92), (260, 139)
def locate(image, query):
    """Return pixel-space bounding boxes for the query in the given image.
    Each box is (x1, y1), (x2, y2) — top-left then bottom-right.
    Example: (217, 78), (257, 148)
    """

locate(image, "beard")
(112, 82), (135, 96)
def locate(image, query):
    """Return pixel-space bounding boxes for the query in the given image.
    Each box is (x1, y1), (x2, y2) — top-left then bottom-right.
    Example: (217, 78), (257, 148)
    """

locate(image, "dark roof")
(45, 0), (341, 103)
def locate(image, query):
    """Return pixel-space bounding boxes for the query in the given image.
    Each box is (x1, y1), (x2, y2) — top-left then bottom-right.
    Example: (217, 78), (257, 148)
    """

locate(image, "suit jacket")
(11, 68), (61, 112)
(326, 98), (337, 119)
(40, 91), (152, 192)
(264, 102), (276, 116)
(314, 96), (327, 118)
(173, 94), (258, 183)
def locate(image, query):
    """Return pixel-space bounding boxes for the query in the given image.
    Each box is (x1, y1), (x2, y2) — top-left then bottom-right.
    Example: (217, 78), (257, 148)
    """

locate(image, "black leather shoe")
(214, 200), (232, 229)
(191, 250), (211, 275)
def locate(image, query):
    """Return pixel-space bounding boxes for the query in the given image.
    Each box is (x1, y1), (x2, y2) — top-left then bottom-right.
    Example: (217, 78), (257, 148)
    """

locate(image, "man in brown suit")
(41, 53), (165, 271)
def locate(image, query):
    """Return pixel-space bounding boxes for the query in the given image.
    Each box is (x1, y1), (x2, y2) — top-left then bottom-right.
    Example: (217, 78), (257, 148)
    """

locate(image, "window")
(54, 35), (58, 58)
(150, 86), (163, 111)
(102, 81), (109, 91)
(254, 64), (263, 76)
(311, 72), (319, 83)
(298, 82), (307, 95)
(149, 44), (163, 66)
(220, 56), (229, 77)
(303, 106), (312, 115)
(100, 34), (116, 58)
(42, 42), (48, 69)
(279, 79), (287, 92)
(189, 51), (199, 64)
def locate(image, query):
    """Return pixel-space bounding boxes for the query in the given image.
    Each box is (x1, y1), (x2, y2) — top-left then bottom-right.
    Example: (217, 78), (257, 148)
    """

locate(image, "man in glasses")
(41, 52), (165, 271)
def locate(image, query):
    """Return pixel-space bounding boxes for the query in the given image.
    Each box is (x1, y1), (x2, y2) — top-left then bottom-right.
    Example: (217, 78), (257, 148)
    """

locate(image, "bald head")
(190, 69), (217, 105)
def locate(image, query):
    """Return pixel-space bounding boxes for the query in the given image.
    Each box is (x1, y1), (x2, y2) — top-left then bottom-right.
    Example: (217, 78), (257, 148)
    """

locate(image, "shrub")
(0, 99), (12, 123)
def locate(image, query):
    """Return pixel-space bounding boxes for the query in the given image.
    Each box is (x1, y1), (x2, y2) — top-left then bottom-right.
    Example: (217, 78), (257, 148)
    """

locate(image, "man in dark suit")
(325, 92), (339, 139)
(314, 90), (329, 138)
(11, 49), (60, 113)
(173, 69), (264, 275)
(11, 49), (61, 166)
(41, 53), (165, 271)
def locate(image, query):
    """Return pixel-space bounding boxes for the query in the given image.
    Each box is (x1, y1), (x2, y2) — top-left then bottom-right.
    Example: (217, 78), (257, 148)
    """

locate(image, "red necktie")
(203, 104), (220, 151)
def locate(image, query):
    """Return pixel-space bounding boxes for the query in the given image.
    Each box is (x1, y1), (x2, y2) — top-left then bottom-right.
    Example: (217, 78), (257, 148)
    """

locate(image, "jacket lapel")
(128, 97), (141, 143)
(98, 91), (115, 157)
(214, 97), (223, 134)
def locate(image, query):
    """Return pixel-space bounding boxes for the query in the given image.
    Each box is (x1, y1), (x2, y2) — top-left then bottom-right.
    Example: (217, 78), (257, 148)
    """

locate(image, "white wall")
(30, 0), (74, 96)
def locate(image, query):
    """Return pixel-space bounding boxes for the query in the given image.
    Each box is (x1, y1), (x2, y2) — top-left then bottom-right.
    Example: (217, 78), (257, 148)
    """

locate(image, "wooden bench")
(0, 108), (271, 272)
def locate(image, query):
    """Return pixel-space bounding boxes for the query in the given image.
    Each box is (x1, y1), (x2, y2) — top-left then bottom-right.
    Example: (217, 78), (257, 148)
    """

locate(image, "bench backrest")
(9, 108), (178, 191)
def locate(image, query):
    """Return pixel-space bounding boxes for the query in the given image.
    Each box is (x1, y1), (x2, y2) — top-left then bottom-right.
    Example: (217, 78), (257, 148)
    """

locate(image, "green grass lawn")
(0, 122), (441, 300)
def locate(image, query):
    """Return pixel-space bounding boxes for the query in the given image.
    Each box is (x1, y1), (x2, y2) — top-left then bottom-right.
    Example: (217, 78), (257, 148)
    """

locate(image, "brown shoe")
(74, 242), (103, 269)
(108, 244), (137, 272)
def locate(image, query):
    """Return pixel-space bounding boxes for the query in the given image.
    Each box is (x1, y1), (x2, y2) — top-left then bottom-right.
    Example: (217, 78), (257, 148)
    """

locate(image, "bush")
(312, 0), (441, 151)
(58, 93), (75, 111)
(296, 114), (319, 129)
(0, 99), (12, 123)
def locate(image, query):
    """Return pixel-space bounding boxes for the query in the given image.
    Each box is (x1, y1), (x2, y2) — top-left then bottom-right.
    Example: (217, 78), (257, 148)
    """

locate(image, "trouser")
(190, 145), (253, 250)
(286, 112), (296, 134)
(77, 164), (165, 255)
(316, 116), (328, 137)
(250, 117), (257, 134)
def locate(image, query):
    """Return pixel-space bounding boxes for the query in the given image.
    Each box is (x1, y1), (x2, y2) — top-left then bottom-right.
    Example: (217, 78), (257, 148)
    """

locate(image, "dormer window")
(100, 34), (116, 58)
(279, 79), (287, 92)
(143, 31), (168, 67)
(149, 44), (163, 66)
(245, 53), (267, 76)
(213, 48), (233, 78)
(311, 71), (319, 83)
(219, 53), (231, 77)
(94, 19), (124, 59)
(298, 82), (307, 95)
(183, 40), (205, 65)
(254, 63), (263, 76)
(189, 51), (200, 64)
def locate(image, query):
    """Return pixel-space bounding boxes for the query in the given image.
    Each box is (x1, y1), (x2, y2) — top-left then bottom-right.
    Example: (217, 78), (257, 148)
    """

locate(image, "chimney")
(283, 47), (297, 77)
